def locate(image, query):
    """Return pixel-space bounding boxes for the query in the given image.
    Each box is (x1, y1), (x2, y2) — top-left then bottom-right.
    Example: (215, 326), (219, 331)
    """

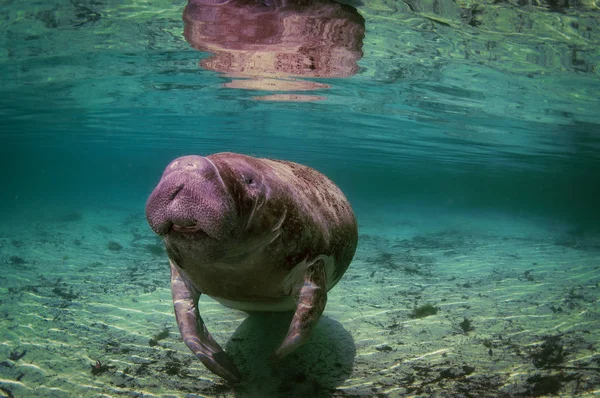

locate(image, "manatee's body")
(145, 152), (357, 382)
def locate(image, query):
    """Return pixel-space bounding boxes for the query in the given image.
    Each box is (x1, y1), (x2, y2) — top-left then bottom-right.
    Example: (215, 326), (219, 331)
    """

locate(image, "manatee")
(145, 152), (358, 382)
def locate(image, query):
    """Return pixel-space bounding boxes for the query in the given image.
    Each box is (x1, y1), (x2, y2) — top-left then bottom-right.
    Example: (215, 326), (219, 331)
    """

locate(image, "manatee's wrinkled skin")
(145, 152), (357, 382)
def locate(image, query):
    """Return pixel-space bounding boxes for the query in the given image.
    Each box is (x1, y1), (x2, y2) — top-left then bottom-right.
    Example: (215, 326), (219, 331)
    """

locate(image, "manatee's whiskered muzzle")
(146, 160), (236, 240)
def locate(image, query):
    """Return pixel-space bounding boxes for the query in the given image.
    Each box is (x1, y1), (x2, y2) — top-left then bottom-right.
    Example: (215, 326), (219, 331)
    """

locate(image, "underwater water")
(1, 0), (600, 396)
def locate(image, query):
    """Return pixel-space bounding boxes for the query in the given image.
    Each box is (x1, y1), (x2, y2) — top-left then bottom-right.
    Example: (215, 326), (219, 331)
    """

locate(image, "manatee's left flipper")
(275, 258), (327, 359)
(170, 261), (241, 383)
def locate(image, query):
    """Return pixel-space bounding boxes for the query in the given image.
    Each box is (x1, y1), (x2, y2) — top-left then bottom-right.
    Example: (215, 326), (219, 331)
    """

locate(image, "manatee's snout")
(145, 155), (235, 239)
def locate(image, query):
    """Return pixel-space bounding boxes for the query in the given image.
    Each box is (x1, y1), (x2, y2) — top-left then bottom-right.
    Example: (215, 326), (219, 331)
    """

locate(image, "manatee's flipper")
(170, 261), (241, 383)
(275, 258), (327, 359)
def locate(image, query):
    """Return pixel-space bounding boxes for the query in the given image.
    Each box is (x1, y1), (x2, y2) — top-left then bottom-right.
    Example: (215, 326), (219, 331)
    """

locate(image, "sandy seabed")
(0, 204), (599, 397)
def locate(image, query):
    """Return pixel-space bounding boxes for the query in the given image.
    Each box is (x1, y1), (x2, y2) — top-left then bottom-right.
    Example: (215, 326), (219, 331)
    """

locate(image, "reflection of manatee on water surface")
(182, 0), (365, 99)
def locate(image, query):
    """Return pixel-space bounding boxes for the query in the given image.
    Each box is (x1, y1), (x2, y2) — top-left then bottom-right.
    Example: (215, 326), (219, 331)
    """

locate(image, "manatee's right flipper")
(170, 261), (241, 383)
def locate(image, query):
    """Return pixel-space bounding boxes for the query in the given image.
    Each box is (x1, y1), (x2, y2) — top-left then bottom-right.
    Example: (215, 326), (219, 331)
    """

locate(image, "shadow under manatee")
(225, 312), (355, 397)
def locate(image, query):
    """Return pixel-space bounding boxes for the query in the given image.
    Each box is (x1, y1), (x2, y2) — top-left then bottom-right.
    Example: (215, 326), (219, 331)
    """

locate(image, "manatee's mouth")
(172, 223), (202, 233)
(168, 221), (215, 238)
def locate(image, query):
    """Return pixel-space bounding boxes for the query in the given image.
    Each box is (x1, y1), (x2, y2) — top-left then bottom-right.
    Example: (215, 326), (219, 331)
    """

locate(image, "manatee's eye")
(244, 177), (255, 185)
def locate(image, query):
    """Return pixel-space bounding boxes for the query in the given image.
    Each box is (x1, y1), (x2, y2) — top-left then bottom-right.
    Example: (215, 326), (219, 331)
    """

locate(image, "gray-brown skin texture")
(145, 152), (357, 382)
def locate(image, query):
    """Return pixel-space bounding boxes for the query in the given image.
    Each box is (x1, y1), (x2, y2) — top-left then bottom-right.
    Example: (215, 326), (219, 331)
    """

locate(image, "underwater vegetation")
(107, 241), (123, 251)
(91, 360), (114, 376)
(8, 349), (26, 361)
(525, 373), (575, 397)
(394, 230), (468, 251)
(55, 211), (83, 223)
(364, 229), (477, 279)
(368, 250), (435, 276)
(52, 286), (79, 301)
(148, 327), (170, 347)
(554, 228), (600, 251)
(458, 317), (474, 333)
(8, 255), (26, 266)
(410, 304), (438, 318)
(532, 336), (565, 368)
(5, 275), (80, 302)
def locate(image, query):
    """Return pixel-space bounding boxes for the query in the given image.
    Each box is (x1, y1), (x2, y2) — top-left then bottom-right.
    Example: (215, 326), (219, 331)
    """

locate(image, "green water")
(1, 0), (599, 397)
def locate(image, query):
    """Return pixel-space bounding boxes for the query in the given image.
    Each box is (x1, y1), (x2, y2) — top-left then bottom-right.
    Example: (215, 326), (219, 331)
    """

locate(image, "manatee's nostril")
(184, 162), (198, 170)
(169, 184), (184, 201)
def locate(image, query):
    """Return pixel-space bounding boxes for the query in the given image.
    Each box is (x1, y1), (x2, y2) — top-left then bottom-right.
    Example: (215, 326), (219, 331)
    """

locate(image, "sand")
(0, 203), (599, 397)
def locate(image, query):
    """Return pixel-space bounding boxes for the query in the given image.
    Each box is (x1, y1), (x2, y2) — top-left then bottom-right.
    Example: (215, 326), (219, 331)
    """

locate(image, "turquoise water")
(1, 0), (600, 396)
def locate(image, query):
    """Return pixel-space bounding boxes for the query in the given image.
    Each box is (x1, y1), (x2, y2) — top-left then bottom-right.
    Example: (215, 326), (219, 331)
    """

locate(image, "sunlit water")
(1, 0), (599, 397)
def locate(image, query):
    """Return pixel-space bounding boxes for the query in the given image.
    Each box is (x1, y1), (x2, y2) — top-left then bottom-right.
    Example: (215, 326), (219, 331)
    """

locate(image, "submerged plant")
(149, 327), (170, 346)
(91, 360), (112, 376)
(9, 349), (27, 361)
(532, 336), (564, 368)
(8, 256), (26, 265)
(459, 317), (474, 333)
(107, 241), (123, 251)
(410, 304), (438, 318)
